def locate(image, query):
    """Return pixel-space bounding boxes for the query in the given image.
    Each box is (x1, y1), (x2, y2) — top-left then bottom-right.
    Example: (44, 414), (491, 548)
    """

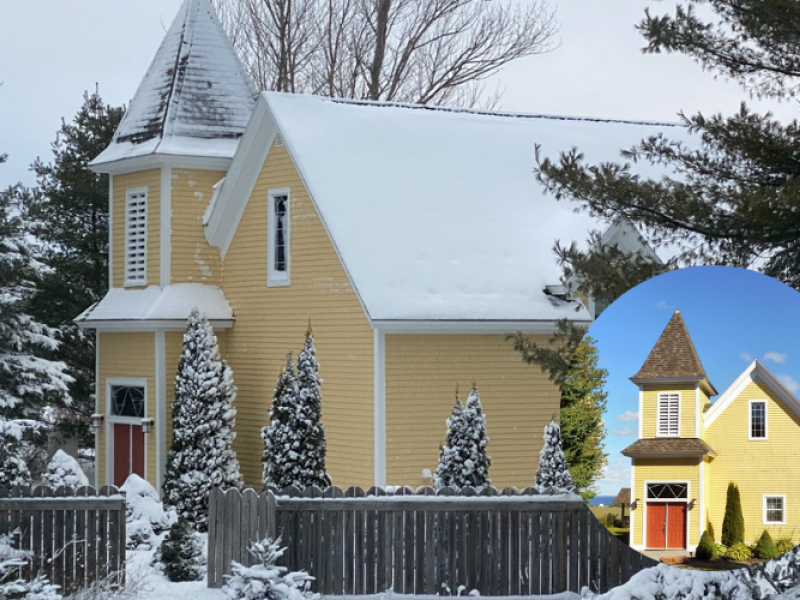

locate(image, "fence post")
(266, 491), (277, 542)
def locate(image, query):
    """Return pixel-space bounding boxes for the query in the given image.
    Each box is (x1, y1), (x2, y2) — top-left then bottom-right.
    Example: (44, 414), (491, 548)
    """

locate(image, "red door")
(667, 503), (687, 549)
(647, 502), (667, 548)
(113, 423), (145, 487)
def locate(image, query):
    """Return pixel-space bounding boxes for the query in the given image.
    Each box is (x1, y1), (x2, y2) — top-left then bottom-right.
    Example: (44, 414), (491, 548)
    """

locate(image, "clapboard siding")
(170, 168), (225, 284)
(385, 334), (561, 489)
(97, 332), (156, 486)
(111, 170), (160, 288)
(641, 384), (697, 439)
(222, 141), (374, 488)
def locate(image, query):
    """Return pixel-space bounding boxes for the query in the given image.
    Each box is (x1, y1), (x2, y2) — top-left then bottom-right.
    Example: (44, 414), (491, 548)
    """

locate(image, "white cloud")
(654, 300), (674, 310)
(740, 353), (752, 362)
(765, 351), (788, 364)
(601, 460), (631, 484)
(778, 374), (800, 393)
(614, 410), (639, 422)
(610, 427), (637, 437)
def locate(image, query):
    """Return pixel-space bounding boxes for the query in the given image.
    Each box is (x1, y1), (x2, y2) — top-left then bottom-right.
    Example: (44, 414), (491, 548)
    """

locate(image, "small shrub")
(777, 539), (797, 555)
(44, 449), (89, 490)
(601, 513), (615, 528)
(722, 542), (752, 562)
(754, 529), (779, 560)
(224, 537), (319, 600)
(154, 518), (205, 582)
(715, 543), (727, 556)
(696, 530), (716, 560)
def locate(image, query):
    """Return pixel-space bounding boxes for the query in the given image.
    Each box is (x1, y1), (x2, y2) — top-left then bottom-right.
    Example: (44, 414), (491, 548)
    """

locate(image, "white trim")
(267, 187), (291, 287)
(748, 399), (768, 440)
(764, 494), (786, 525)
(91, 153), (233, 176)
(155, 331), (167, 496)
(95, 333), (101, 489)
(695, 383), (700, 437)
(108, 177), (114, 288)
(371, 319), (592, 335)
(630, 462), (636, 546)
(124, 187), (148, 287)
(631, 377), (703, 386)
(642, 479), (691, 549)
(656, 392), (680, 437)
(638, 385), (644, 439)
(77, 318), (234, 332)
(106, 378), (148, 486)
(373, 328), (386, 486)
(706, 360), (800, 427)
(699, 458), (704, 538)
(160, 166), (172, 286)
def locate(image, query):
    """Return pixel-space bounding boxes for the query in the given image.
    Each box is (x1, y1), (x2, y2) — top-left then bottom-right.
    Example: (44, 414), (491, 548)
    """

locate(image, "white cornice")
(91, 153), (232, 176)
(76, 319), (234, 332)
(372, 319), (591, 335)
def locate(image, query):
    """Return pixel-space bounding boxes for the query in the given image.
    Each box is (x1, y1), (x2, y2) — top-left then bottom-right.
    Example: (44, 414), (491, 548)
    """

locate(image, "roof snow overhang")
(75, 284), (234, 332)
(704, 359), (800, 427)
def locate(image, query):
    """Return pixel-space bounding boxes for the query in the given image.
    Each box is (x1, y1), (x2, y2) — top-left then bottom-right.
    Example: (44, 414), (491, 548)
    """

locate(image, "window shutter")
(658, 393), (679, 436)
(125, 190), (147, 285)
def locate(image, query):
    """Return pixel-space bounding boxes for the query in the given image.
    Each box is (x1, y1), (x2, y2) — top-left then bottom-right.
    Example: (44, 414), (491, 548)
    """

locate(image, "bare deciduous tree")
(214, 0), (558, 106)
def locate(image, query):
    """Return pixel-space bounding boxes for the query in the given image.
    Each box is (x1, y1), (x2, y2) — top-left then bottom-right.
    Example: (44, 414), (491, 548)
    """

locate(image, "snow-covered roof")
(91, 0), (257, 169)
(208, 93), (685, 323)
(75, 284), (234, 330)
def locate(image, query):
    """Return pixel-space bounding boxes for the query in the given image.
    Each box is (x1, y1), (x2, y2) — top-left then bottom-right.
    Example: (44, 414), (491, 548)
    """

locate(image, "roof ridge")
(312, 94), (684, 128)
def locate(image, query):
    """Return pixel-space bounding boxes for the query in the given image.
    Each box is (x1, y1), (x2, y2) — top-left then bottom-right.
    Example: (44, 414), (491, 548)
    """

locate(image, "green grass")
(606, 527), (630, 544)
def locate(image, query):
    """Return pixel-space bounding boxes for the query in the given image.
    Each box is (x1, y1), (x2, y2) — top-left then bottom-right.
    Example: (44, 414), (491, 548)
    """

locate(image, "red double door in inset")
(646, 502), (686, 549)
(113, 423), (145, 487)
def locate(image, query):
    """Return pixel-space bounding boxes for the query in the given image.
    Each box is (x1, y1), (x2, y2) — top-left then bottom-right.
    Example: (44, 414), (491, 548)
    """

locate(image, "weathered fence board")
(208, 486), (657, 595)
(0, 484), (125, 594)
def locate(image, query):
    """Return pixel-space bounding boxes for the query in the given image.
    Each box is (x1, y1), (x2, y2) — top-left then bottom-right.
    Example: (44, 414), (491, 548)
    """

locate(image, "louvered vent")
(275, 132), (284, 147)
(657, 393), (679, 436)
(125, 190), (147, 285)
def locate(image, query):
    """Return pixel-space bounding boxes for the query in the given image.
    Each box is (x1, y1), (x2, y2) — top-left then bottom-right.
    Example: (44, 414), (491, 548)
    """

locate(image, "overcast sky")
(1, 0), (797, 189)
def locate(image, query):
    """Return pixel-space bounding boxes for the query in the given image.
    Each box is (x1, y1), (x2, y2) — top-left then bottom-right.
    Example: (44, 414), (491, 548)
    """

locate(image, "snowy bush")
(224, 537), (319, 600)
(44, 450), (88, 490)
(434, 386), (491, 489)
(153, 518), (205, 582)
(163, 309), (243, 531)
(0, 532), (61, 600)
(536, 419), (576, 494)
(262, 355), (300, 488)
(121, 474), (174, 550)
(0, 419), (41, 489)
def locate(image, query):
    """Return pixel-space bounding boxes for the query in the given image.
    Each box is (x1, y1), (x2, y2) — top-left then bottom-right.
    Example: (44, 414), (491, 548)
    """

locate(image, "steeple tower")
(91, 0), (258, 171)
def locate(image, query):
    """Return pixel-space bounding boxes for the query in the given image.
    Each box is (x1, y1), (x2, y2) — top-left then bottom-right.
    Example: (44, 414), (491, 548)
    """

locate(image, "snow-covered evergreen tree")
(262, 355), (300, 487)
(44, 449), (89, 490)
(0, 532), (61, 600)
(535, 419), (576, 494)
(163, 309), (243, 532)
(224, 538), (318, 600)
(0, 419), (39, 489)
(289, 330), (329, 488)
(435, 386), (491, 489)
(154, 518), (205, 582)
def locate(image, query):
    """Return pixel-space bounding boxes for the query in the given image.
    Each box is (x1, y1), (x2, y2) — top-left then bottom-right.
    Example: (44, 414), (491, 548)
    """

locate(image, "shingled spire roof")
(91, 0), (258, 169)
(631, 310), (717, 395)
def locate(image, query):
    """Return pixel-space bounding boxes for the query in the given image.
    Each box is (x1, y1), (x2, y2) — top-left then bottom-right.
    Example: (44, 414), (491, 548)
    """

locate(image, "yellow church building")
(625, 310), (800, 552)
(76, 0), (671, 495)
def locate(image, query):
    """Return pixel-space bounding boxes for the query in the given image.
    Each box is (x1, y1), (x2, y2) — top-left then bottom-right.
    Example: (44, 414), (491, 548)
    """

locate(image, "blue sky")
(587, 266), (800, 498)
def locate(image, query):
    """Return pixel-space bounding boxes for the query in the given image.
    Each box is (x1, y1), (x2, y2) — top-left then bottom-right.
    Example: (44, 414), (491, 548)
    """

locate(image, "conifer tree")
(262, 355), (300, 487)
(435, 386), (491, 489)
(536, 419), (575, 493)
(722, 482), (745, 546)
(44, 449), (89, 490)
(290, 329), (330, 488)
(156, 518), (205, 582)
(163, 309), (243, 531)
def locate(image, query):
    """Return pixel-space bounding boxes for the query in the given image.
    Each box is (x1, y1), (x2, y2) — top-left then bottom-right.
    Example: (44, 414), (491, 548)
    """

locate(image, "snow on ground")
(126, 544), (224, 600)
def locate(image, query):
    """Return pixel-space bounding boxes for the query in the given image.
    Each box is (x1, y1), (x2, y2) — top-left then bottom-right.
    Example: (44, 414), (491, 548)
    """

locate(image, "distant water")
(590, 495), (615, 506)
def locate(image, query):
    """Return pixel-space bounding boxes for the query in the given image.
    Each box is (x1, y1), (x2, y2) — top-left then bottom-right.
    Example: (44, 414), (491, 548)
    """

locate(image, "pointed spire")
(92, 0), (258, 167)
(631, 310), (717, 394)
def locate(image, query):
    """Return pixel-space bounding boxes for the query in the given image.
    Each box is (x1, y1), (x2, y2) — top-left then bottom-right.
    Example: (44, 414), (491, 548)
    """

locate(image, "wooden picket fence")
(208, 486), (657, 595)
(0, 485), (126, 594)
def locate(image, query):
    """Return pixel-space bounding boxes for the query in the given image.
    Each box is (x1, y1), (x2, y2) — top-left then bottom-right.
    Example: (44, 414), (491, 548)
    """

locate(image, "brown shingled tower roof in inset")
(631, 310), (717, 395)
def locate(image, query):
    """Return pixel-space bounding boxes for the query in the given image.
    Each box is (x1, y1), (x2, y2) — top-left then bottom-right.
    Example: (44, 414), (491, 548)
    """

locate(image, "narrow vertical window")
(657, 393), (680, 436)
(750, 400), (767, 439)
(268, 189), (290, 286)
(125, 188), (147, 286)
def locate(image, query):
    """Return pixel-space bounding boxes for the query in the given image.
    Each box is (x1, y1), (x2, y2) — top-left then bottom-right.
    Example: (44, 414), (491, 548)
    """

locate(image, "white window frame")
(105, 378), (148, 487)
(749, 399), (768, 440)
(642, 479), (691, 550)
(763, 494), (786, 525)
(124, 187), (148, 287)
(656, 392), (680, 437)
(267, 187), (291, 287)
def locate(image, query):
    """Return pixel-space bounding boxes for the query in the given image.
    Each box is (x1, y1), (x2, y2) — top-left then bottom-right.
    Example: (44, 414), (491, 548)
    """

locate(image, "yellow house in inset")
(625, 309), (800, 552)
(76, 0), (670, 495)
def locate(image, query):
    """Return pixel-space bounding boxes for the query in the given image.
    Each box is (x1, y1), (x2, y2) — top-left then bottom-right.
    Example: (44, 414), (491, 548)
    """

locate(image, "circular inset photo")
(570, 266), (800, 567)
